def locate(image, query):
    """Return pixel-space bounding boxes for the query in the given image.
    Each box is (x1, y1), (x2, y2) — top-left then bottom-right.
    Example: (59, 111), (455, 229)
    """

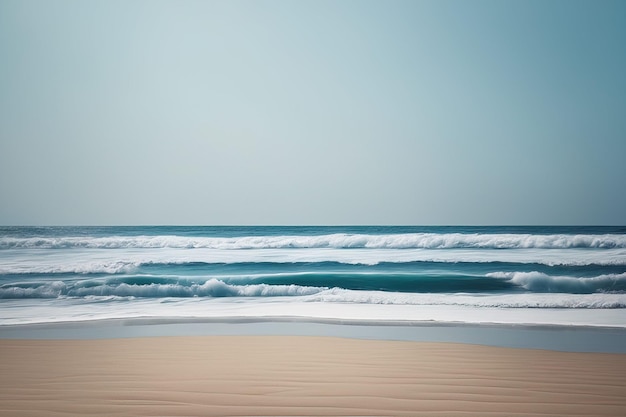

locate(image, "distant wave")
(2, 250), (625, 276)
(2, 233), (626, 250)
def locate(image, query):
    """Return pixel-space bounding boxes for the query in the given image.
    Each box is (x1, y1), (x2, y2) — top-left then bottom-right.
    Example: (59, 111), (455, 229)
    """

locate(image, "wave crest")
(2, 233), (626, 250)
(0, 279), (326, 299)
(489, 271), (626, 293)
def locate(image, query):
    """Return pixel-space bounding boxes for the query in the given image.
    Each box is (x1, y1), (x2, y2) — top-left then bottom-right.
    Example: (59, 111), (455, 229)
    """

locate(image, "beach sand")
(1, 336), (625, 416)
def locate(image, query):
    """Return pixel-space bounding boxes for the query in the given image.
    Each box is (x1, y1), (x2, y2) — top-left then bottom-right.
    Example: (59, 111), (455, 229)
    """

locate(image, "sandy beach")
(1, 335), (625, 416)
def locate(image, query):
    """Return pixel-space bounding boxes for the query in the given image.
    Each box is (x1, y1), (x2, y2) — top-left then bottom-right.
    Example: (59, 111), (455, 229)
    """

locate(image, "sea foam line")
(307, 289), (626, 309)
(2, 232), (626, 249)
(3, 298), (625, 328)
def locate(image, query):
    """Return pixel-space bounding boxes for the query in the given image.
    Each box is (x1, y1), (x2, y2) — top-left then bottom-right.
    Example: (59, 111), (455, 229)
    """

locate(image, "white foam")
(0, 279), (325, 299)
(2, 296), (625, 327)
(2, 232), (625, 249)
(306, 289), (626, 308)
(2, 278), (625, 309)
(0, 281), (66, 299)
(488, 271), (626, 293)
(1, 247), (625, 275)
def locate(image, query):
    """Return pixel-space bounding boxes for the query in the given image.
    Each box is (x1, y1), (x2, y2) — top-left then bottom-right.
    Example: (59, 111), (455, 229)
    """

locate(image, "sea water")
(1, 226), (625, 327)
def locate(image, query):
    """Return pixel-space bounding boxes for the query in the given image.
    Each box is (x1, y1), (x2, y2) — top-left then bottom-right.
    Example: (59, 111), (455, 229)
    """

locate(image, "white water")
(2, 296), (625, 327)
(2, 233), (626, 249)
(1, 247), (625, 275)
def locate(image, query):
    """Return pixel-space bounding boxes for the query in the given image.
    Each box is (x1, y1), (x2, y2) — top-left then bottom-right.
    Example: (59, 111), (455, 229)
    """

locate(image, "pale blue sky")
(1, 0), (625, 225)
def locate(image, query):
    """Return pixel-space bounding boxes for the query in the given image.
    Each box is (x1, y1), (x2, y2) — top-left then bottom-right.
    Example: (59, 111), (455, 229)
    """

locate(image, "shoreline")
(2, 316), (626, 353)
(1, 335), (625, 416)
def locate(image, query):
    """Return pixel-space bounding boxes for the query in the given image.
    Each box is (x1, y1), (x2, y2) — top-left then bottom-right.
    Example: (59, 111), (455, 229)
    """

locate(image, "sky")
(1, 0), (625, 225)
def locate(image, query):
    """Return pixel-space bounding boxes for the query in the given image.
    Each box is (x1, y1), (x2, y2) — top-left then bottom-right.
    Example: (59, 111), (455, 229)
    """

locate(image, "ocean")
(1, 226), (625, 328)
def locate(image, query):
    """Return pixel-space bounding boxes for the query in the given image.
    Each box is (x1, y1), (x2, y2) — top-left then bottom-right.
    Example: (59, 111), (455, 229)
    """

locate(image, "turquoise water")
(1, 226), (625, 326)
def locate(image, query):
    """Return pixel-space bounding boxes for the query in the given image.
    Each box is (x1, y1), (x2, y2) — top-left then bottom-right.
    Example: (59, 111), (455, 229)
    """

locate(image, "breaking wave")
(490, 271), (626, 293)
(2, 271), (625, 300)
(1, 247), (625, 276)
(2, 232), (626, 250)
(0, 278), (325, 299)
(1, 280), (624, 308)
